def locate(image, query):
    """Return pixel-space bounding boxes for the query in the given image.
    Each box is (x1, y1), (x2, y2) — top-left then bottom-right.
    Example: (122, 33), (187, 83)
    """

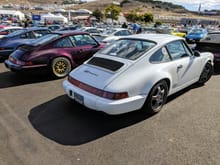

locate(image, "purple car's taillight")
(68, 76), (128, 100)
(9, 56), (32, 66)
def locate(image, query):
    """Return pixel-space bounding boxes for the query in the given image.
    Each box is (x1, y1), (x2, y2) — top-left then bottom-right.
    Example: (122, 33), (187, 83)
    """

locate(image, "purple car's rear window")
(88, 57), (124, 71)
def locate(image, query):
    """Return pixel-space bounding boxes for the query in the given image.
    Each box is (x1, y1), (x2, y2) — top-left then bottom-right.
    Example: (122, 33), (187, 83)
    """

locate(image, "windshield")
(102, 29), (117, 35)
(6, 29), (26, 37)
(99, 39), (156, 60)
(189, 29), (205, 34)
(30, 33), (61, 45)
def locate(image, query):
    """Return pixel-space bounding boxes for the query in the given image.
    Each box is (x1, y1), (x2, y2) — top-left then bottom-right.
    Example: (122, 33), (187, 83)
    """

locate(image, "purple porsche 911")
(5, 31), (105, 78)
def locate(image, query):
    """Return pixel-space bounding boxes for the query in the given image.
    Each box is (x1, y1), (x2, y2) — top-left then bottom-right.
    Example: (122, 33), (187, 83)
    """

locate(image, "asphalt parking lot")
(0, 62), (220, 165)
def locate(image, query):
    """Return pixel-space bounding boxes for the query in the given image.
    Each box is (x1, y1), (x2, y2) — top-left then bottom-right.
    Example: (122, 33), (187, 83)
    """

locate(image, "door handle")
(177, 65), (183, 69)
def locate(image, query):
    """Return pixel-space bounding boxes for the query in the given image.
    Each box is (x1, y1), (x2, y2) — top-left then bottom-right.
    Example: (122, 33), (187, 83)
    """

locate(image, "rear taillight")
(0, 47), (12, 50)
(9, 56), (32, 66)
(68, 76), (128, 100)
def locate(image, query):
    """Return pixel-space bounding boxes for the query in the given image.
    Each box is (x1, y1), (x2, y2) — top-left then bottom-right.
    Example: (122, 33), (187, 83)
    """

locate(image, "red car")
(5, 31), (106, 78)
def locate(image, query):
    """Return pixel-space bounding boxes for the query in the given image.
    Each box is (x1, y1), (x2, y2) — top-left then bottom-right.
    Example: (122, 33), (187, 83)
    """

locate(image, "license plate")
(74, 92), (84, 105)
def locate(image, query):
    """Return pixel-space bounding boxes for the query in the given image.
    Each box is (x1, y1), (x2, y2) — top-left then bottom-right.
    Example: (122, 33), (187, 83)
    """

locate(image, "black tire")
(142, 80), (168, 114)
(198, 62), (213, 85)
(51, 57), (72, 78)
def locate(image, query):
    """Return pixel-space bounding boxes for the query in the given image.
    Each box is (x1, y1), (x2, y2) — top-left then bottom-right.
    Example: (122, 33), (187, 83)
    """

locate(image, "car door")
(166, 40), (202, 89)
(69, 34), (100, 65)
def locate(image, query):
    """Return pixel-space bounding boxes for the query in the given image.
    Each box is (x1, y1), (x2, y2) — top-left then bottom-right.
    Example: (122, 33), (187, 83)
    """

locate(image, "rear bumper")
(4, 60), (23, 70)
(4, 60), (47, 71)
(63, 80), (146, 115)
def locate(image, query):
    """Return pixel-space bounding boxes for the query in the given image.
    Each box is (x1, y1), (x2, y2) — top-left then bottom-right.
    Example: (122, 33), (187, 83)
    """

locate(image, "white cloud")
(160, 0), (220, 11)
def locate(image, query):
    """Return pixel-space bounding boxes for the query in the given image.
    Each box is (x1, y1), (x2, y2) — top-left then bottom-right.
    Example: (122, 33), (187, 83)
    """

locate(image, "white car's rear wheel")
(142, 80), (168, 114)
(51, 57), (71, 78)
(198, 62), (213, 85)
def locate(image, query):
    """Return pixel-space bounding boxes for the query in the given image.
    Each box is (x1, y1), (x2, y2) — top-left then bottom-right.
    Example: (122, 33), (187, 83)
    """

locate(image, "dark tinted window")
(88, 57), (124, 71)
(20, 32), (35, 39)
(33, 30), (51, 38)
(201, 33), (220, 43)
(54, 37), (73, 47)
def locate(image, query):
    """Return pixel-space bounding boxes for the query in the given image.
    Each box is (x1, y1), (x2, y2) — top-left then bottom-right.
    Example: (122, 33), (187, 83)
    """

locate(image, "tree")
(104, 4), (122, 21)
(124, 10), (138, 22)
(143, 13), (154, 23)
(154, 20), (162, 27)
(92, 9), (104, 21)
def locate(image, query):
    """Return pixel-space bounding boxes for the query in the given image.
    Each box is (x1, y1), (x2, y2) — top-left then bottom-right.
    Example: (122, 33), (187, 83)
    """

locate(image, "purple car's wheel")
(142, 80), (168, 114)
(51, 57), (71, 78)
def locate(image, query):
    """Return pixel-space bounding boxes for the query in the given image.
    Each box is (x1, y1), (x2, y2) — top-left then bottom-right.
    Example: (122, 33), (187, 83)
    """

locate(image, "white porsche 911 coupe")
(63, 34), (214, 115)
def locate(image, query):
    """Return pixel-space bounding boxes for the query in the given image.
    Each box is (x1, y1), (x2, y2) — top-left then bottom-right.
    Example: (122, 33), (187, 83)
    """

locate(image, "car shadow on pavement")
(0, 70), (56, 89)
(28, 95), (153, 146)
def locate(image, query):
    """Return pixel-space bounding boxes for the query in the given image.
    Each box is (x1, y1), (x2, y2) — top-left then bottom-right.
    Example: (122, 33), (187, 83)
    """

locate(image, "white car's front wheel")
(142, 80), (168, 114)
(198, 62), (213, 85)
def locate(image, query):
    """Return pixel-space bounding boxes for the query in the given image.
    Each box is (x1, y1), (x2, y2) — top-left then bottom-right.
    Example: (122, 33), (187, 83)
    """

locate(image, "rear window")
(88, 57), (124, 71)
(201, 33), (220, 43)
(99, 39), (156, 60)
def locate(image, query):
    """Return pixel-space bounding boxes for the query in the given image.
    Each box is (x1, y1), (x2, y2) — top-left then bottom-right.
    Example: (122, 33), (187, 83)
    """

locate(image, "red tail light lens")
(9, 56), (32, 66)
(68, 76), (128, 100)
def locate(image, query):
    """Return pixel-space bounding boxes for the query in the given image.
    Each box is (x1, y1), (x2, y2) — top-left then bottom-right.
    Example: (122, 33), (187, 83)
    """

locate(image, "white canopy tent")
(74, 9), (92, 14)
(0, 10), (25, 20)
(40, 13), (68, 24)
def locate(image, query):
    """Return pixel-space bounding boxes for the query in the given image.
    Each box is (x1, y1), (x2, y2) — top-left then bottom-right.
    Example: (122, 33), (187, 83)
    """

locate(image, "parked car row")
(0, 25), (219, 116)
(0, 27), (51, 61)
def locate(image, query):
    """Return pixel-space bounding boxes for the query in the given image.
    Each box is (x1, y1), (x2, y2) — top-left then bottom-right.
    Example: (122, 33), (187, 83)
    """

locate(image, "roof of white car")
(122, 33), (183, 45)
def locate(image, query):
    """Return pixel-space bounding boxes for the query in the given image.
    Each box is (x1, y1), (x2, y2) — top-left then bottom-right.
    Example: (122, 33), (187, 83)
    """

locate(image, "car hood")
(69, 56), (133, 89)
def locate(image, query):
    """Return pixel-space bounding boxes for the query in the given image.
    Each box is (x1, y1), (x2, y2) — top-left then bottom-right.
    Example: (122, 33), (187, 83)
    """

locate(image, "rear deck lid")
(69, 57), (129, 89)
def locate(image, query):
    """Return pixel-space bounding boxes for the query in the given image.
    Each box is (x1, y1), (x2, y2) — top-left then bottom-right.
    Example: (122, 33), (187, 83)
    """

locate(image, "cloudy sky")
(160, 0), (220, 11)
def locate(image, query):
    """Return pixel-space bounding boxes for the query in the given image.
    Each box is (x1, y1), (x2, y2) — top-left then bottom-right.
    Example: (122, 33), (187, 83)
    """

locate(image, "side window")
(204, 34), (220, 43)
(166, 40), (189, 60)
(20, 32), (34, 39)
(54, 37), (73, 48)
(115, 31), (121, 36)
(71, 34), (97, 46)
(33, 30), (50, 38)
(121, 30), (131, 36)
(150, 47), (171, 63)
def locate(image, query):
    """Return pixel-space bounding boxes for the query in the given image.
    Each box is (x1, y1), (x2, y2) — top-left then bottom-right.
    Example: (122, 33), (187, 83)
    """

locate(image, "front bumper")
(63, 80), (146, 115)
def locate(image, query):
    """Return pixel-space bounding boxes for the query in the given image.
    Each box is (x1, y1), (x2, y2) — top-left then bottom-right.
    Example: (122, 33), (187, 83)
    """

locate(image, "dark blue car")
(0, 27), (51, 61)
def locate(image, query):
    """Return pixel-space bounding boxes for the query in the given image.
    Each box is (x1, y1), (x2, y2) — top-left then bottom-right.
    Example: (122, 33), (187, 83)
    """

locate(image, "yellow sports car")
(170, 28), (186, 38)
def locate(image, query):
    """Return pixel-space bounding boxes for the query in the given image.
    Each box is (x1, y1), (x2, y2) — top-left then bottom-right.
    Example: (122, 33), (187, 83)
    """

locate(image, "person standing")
(121, 22), (128, 29)
(132, 21), (140, 34)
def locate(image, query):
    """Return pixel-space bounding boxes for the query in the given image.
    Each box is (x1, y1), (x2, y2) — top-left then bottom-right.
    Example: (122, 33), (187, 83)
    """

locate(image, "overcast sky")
(159, 0), (220, 11)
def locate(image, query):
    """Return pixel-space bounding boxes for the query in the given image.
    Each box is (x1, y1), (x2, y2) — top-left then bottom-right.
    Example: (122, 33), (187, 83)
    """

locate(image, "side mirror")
(194, 50), (200, 57)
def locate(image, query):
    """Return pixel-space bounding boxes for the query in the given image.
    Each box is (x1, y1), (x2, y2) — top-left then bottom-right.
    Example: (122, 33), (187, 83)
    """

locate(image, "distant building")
(180, 18), (219, 26)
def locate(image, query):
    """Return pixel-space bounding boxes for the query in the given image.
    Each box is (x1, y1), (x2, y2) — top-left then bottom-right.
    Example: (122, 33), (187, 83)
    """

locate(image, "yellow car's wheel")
(51, 57), (71, 78)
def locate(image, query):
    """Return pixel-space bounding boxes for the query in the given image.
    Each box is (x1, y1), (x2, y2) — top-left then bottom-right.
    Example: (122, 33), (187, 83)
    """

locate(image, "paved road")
(0, 63), (220, 165)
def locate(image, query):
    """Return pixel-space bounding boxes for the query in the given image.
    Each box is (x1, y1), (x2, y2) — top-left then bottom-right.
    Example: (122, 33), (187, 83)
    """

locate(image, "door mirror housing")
(194, 50), (200, 57)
